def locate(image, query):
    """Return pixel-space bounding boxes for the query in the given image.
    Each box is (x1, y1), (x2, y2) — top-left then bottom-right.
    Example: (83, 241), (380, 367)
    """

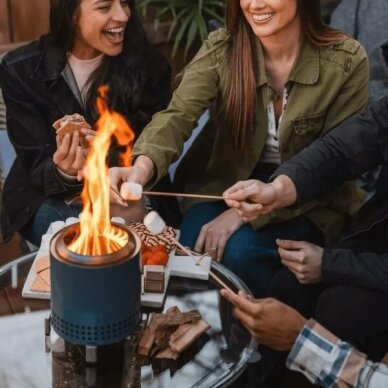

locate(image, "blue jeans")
(179, 201), (324, 297)
(20, 198), (82, 246)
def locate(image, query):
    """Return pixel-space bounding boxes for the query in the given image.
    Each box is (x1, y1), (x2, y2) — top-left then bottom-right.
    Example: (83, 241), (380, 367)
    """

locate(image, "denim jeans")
(20, 198), (82, 246)
(179, 201), (324, 297)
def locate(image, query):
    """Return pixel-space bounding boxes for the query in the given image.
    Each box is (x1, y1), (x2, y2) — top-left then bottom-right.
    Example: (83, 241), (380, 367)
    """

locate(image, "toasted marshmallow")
(120, 182), (143, 201)
(143, 211), (166, 235)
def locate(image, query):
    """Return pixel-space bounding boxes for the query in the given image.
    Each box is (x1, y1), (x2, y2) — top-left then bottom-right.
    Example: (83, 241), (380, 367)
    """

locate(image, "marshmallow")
(143, 211), (166, 235)
(120, 182), (143, 201)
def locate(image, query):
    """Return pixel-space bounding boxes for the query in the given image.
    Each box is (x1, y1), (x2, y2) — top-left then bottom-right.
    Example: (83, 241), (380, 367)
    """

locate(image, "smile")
(252, 13), (274, 22)
(103, 26), (125, 42)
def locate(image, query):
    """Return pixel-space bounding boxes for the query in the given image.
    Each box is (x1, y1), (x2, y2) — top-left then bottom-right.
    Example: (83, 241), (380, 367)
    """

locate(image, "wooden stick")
(174, 239), (234, 293)
(143, 191), (224, 201)
(110, 186), (224, 201)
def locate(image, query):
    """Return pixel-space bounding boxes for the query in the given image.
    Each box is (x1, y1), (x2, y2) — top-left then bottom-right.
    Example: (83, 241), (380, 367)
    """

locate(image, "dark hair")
(49, 0), (149, 122)
(222, 0), (346, 150)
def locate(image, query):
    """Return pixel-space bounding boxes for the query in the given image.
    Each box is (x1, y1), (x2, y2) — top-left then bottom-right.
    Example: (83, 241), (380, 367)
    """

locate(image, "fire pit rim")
(50, 222), (141, 267)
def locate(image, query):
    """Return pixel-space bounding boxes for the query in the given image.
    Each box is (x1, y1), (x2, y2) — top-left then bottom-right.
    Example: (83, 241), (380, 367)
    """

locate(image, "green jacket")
(134, 28), (369, 242)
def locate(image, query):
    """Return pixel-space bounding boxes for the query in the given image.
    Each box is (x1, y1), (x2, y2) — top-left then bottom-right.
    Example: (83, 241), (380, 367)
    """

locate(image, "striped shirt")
(287, 319), (388, 387)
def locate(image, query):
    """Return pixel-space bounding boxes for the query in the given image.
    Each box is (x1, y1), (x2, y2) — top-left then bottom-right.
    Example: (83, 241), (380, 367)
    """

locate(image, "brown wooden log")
(169, 320), (210, 353)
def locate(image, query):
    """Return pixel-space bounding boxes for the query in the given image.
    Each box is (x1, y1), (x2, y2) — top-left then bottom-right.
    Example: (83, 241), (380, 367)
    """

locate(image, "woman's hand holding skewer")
(109, 155), (155, 206)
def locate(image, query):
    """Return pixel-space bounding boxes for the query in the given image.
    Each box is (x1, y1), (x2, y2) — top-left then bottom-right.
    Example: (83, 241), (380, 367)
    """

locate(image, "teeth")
(252, 13), (274, 22)
(105, 27), (124, 33)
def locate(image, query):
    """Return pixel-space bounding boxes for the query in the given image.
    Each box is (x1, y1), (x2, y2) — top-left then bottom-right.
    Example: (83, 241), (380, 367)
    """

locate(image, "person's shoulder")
(206, 27), (230, 47)
(322, 37), (367, 59)
(1, 39), (42, 68)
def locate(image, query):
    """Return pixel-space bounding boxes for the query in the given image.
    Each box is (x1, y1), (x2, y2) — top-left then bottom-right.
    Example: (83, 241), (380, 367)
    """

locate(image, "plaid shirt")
(287, 319), (388, 387)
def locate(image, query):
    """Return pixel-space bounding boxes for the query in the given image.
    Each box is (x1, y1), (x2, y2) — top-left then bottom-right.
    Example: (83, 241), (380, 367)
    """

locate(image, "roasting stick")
(143, 211), (235, 293)
(143, 191), (224, 201)
(116, 182), (225, 201)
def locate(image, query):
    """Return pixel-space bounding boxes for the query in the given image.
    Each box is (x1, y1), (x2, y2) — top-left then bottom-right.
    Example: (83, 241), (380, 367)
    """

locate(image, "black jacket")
(275, 96), (388, 293)
(0, 34), (171, 242)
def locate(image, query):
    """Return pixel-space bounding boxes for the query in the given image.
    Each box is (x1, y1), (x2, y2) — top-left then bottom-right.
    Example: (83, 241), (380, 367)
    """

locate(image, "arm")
(0, 60), (82, 197)
(274, 97), (388, 206)
(287, 319), (388, 388)
(322, 249), (388, 294)
(132, 30), (226, 186)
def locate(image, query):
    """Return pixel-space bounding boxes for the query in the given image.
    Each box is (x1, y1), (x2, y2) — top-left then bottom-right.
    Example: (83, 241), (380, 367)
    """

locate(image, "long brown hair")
(223, 0), (346, 149)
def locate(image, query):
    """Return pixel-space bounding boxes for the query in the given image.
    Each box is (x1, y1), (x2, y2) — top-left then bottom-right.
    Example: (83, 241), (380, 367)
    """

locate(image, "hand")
(223, 176), (297, 222)
(109, 155), (155, 206)
(110, 199), (146, 223)
(277, 239), (324, 284)
(194, 209), (244, 261)
(220, 290), (307, 351)
(79, 128), (96, 153)
(223, 180), (276, 221)
(53, 132), (84, 178)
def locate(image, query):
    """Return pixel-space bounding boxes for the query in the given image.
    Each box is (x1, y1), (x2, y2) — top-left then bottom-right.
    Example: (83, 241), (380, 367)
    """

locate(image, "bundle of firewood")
(138, 306), (210, 360)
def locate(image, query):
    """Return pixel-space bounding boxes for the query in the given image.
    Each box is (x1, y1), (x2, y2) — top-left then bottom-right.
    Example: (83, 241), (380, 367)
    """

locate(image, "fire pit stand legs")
(85, 345), (98, 364)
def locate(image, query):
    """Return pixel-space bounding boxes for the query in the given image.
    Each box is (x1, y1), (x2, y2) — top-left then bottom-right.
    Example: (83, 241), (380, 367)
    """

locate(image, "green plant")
(137, 0), (224, 58)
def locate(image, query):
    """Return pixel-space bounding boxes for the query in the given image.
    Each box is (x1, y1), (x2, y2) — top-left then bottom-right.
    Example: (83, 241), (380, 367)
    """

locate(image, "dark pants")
(250, 229), (388, 387)
(179, 201), (324, 297)
(269, 268), (388, 361)
(269, 225), (388, 361)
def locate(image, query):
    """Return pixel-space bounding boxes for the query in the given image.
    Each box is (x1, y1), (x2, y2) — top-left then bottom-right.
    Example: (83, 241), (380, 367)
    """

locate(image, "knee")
(268, 268), (300, 302)
(179, 202), (226, 247)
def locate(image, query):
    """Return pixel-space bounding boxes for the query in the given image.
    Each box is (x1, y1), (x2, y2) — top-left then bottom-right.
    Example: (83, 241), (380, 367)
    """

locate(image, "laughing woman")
(110, 0), (369, 296)
(0, 0), (177, 246)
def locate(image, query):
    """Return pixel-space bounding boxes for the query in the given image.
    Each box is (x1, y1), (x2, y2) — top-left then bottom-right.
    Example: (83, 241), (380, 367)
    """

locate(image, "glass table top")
(0, 252), (258, 388)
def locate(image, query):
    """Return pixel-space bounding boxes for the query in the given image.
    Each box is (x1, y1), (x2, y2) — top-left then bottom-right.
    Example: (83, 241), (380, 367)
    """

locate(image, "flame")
(68, 86), (135, 256)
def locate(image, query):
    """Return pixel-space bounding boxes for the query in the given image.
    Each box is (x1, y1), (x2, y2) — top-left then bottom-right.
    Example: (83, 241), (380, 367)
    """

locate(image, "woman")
(110, 0), (369, 296)
(0, 0), (177, 246)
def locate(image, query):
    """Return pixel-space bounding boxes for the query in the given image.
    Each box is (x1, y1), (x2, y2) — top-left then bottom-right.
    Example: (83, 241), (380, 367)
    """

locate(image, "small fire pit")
(49, 222), (141, 347)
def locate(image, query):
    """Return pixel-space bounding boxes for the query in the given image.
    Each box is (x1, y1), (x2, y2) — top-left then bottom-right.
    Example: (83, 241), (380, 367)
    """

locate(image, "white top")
(259, 89), (288, 165)
(67, 53), (104, 103)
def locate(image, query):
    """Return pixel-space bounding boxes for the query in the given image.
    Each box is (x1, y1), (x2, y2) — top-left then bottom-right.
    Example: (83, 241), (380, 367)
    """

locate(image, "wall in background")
(0, 0), (49, 52)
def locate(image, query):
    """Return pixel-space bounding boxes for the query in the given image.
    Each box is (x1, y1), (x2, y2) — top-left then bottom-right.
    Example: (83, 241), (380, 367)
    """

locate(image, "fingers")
(80, 128), (96, 146)
(280, 256), (304, 273)
(278, 247), (304, 263)
(234, 202), (264, 222)
(194, 227), (206, 255)
(53, 132), (84, 176)
(110, 186), (127, 206)
(276, 239), (308, 250)
(215, 234), (228, 262)
(221, 288), (260, 315)
(223, 180), (258, 198)
(224, 180), (262, 202)
(109, 167), (124, 191)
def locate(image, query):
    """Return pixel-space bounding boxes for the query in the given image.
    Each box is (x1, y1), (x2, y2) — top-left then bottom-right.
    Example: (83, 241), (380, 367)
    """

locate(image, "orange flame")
(68, 85), (135, 256)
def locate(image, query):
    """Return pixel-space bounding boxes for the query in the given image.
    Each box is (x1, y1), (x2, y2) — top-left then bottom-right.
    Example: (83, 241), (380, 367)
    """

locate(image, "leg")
(179, 201), (226, 248)
(19, 198), (82, 246)
(180, 201), (324, 297)
(268, 267), (324, 318)
(316, 285), (388, 361)
(221, 216), (324, 297)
